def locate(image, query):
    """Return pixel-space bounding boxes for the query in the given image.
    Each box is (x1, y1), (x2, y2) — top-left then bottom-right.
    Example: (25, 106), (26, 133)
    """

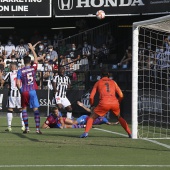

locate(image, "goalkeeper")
(80, 68), (132, 138)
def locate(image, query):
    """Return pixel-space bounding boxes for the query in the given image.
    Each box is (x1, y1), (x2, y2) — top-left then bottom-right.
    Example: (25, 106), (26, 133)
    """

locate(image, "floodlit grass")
(0, 117), (170, 170)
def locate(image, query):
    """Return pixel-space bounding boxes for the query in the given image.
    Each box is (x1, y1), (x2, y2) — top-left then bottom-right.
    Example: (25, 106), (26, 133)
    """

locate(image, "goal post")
(132, 15), (170, 139)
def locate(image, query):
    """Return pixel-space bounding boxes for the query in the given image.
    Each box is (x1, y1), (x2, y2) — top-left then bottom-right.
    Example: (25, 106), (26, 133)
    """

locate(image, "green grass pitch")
(0, 117), (170, 170)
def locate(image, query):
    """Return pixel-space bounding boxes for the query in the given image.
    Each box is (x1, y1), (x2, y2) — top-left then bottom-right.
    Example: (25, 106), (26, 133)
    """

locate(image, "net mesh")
(136, 17), (170, 138)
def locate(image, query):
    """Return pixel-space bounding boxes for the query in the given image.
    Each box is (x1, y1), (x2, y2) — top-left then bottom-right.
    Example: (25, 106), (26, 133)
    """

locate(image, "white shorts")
(55, 95), (71, 108)
(7, 96), (21, 108)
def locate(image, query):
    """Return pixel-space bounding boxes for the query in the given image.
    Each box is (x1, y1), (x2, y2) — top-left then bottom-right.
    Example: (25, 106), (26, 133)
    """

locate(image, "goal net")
(132, 15), (170, 139)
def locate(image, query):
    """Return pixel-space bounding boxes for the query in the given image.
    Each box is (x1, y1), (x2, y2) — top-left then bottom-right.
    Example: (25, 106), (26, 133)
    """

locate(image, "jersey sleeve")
(53, 76), (57, 83)
(3, 72), (10, 81)
(32, 63), (37, 71)
(45, 116), (53, 126)
(114, 81), (123, 102)
(17, 69), (22, 80)
(90, 81), (98, 105)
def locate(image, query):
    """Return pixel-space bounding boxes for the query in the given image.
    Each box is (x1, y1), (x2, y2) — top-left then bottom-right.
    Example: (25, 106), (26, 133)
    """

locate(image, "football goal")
(132, 15), (170, 139)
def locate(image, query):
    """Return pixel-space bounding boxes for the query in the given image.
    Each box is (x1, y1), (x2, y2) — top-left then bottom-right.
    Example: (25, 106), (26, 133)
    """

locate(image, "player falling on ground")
(76, 101), (117, 125)
(16, 43), (42, 134)
(80, 68), (132, 138)
(52, 66), (73, 119)
(3, 63), (25, 132)
(42, 107), (84, 129)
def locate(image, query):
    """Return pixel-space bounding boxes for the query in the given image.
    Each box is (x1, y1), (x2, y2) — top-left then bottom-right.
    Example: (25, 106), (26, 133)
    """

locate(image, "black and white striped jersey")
(3, 70), (20, 97)
(15, 45), (27, 58)
(53, 75), (71, 98)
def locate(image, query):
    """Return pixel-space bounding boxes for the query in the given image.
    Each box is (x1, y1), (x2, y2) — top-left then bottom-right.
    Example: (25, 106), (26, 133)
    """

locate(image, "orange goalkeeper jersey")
(90, 77), (123, 105)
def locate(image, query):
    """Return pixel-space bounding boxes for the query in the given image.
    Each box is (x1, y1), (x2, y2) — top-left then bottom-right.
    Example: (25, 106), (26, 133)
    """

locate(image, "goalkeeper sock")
(85, 117), (94, 133)
(34, 110), (40, 131)
(118, 117), (131, 135)
(22, 110), (29, 130)
(7, 112), (13, 127)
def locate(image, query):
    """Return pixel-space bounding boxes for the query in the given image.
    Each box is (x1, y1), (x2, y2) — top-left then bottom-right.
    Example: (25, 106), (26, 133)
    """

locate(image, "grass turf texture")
(0, 117), (170, 170)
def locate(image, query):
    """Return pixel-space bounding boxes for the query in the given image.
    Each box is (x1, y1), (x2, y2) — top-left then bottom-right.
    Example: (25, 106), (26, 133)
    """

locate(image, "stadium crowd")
(0, 31), (111, 90)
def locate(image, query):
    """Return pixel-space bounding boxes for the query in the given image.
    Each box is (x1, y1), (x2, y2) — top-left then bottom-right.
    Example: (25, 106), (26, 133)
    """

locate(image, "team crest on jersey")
(56, 97), (61, 101)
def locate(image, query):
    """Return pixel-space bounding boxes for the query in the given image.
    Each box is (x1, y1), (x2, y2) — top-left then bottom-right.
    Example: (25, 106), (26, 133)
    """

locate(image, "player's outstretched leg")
(80, 117), (94, 138)
(118, 117), (132, 138)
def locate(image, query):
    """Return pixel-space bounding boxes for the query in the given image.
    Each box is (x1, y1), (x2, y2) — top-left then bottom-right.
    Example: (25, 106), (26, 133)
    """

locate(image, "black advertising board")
(0, 0), (51, 18)
(54, 0), (170, 17)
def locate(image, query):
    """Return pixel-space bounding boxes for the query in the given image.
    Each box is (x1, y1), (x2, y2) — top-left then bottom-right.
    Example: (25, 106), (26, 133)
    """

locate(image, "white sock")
(7, 112), (13, 127)
(67, 112), (72, 119)
(20, 112), (25, 127)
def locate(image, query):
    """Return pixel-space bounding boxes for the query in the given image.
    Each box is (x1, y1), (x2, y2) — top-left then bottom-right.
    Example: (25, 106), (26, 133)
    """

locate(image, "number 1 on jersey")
(105, 83), (110, 92)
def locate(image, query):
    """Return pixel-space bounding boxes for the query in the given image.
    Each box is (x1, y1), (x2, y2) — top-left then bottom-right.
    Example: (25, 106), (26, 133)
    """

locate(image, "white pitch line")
(94, 128), (170, 149)
(0, 165), (170, 168)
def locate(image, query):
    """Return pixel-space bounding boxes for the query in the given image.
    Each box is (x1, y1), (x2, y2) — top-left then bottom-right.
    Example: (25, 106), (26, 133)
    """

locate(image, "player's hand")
(28, 43), (33, 50)
(77, 101), (83, 107)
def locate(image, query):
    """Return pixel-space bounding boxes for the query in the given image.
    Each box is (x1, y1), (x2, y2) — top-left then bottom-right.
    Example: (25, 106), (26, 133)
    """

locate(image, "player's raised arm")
(77, 101), (91, 113)
(28, 43), (38, 63)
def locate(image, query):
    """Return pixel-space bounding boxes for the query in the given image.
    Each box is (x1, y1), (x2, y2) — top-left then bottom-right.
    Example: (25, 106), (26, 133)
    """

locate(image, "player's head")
(10, 63), (17, 71)
(101, 67), (109, 77)
(51, 107), (59, 117)
(23, 55), (31, 65)
(58, 66), (65, 76)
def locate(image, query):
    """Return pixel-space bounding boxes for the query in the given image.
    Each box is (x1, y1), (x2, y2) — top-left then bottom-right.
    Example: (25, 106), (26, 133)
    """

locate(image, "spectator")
(118, 46), (132, 69)
(15, 39), (28, 59)
(4, 40), (15, 59)
(42, 35), (51, 48)
(0, 41), (5, 59)
(163, 36), (170, 53)
(66, 44), (81, 65)
(98, 43), (109, 67)
(41, 60), (53, 89)
(60, 55), (73, 73)
(36, 42), (46, 64)
(48, 45), (58, 63)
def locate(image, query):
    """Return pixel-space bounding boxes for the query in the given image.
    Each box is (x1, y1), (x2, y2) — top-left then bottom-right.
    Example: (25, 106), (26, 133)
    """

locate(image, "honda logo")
(58, 0), (73, 10)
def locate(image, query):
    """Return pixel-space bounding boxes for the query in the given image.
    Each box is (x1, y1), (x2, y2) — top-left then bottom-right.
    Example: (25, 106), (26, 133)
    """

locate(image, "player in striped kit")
(53, 66), (73, 119)
(16, 43), (41, 134)
(3, 63), (25, 132)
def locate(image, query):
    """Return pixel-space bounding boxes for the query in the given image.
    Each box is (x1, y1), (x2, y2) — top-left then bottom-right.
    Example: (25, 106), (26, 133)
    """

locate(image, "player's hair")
(10, 62), (17, 68)
(23, 56), (31, 65)
(101, 67), (109, 77)
(51, 107), (59, 113)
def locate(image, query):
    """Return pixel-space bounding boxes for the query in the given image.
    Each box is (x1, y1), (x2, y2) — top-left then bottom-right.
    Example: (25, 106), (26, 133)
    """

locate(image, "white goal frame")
(132, 15), (170, 139)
